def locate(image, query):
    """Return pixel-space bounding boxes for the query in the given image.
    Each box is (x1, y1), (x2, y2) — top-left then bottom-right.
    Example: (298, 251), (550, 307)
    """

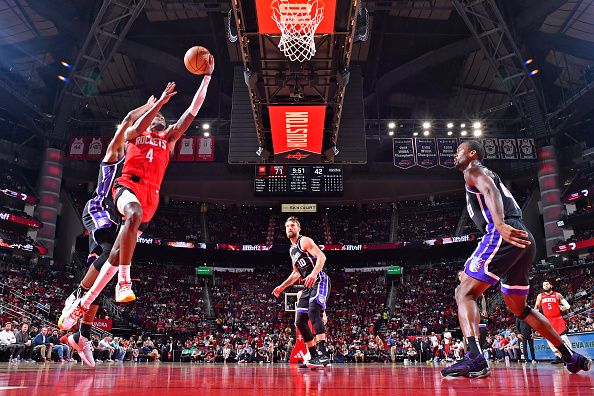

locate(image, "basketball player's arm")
(558, 293), (571, 311)
(167, 56), (214, 147)
(301, 237), (327, 288)
(104, 96), (156, 161)
(466, 167), (531, 248)
(534, 293), (542, 310)
(125, 82), (177, 141)
(273, 267), (301, 297)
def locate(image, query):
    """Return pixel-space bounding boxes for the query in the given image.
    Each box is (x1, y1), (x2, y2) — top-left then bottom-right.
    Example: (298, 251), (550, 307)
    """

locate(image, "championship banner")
(67, 136), (87, 160)
(393, 138), (416, 169)
(176, 136), (196, 162)
(414, 138), (438, 168)
(553, 238), (594, 253)
(482, 138), (499, 159)
(269, 106), (325, 163)
(196, 136), (214, 161)
(93, 318), (113, 332)
(534, 332), (594, 360)
(437, 138), (458, 168)
(0, 188), (37, 204)
(517, 138), (537, 159)
(499, 138), (518, 159)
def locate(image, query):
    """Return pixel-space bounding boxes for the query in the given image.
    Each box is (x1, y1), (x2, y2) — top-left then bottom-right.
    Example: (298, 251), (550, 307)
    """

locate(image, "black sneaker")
(298, 362), (308, 368)
(551, 357), (564, 365)
(306, 354), (330, 369)
(565, 352), (592, 374)
(441, 353), (490, 378)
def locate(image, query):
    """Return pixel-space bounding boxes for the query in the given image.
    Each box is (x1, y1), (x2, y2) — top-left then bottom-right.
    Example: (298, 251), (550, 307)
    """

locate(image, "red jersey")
(540, 292), (562, 318)
(122, 129), (170, 188)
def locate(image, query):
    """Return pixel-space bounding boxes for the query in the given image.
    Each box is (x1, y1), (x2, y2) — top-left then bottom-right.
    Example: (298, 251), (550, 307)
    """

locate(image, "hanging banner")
(269, 106), (325, 162)
(196, 136), (215, 161)
(86, 137), (108, 161)
(437, 138), (458, 169)
(176, 136), (196, 162)
(499, 138), (518, 159)
(393, 138), (416, 169)
(483, 138), (499, 159)
(517, 138), (537, 160)
(414, 138), (438, 168)
(67, 137), (87, 160)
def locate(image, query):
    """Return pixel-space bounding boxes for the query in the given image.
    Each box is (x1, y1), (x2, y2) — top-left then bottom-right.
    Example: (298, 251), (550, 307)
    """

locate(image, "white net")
(271, 0), (325, 62)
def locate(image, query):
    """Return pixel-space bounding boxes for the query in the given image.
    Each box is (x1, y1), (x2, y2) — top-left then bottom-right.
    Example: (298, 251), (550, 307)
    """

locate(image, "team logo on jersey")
(468, 256), (485, 273)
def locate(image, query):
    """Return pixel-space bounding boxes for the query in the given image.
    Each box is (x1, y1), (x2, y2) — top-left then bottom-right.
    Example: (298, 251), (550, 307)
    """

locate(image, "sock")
(466, 336), (481, 358)
(308, 345), (317, 358)
(555, 343), (573, 362)
(81, 262), (119, 308)
(118, 264), (131, 284)
(80, 323), (92, 339)
(317, 340), (327, 355)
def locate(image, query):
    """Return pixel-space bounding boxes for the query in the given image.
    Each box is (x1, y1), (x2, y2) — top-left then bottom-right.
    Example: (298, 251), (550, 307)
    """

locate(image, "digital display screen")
(255, 165), (343, 196)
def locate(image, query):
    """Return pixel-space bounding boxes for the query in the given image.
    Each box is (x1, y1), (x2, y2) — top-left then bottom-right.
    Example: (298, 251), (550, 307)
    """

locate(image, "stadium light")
(446, 122), (453, 129)
(57, 75), (69, 82)
(423, 130), (430, 136)
(460, 123), (466, 128)
(473, 130), (482, 137)
(60, 61), (71, 68)
(388, 131), (394, 136)
(473, 121), (481, 129)
(422, 121), (431, 129)
(530, 69), (540, 76)
(202, 123), (210, 130)
(388, 122), (396, 129)
(203, 131), (210, 137)
(524, 58), (534, 65)
(461, 130), (467, 136)
(413, 132), (419, 136)
(447, 131), (453, 136)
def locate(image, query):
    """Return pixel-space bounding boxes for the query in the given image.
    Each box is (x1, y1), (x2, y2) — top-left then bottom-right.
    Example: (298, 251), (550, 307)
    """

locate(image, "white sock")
(118, 264), (131, 284)
(81, 262), (119, 309)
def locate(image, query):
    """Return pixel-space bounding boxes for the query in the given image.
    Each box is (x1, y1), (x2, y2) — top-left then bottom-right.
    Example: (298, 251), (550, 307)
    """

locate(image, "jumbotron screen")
(254, 165), (343, 196)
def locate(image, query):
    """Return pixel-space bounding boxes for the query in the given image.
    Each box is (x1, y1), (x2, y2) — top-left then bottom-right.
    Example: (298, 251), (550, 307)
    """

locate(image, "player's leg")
(306, 273), (331, 368)
(455, 275), (491, 356)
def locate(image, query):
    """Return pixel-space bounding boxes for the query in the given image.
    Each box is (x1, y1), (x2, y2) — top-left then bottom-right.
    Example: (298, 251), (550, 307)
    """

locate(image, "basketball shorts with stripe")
(464, 218), (536, 296)
(296, 272), (331, 313)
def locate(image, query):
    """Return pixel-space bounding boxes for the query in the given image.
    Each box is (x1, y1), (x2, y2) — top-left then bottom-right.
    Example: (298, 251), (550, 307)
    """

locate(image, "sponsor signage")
(553, 238), (594, 253)
(93, 318), (113, 332)
(269, 106), (325, 162)
(534, 332), (594, 360)
(0, 238), (47, 254)
(281, 203), (317, 212)
(0, 189), (37, 204)
(0, 211), (42, 228)
(564, 187), (593, 203)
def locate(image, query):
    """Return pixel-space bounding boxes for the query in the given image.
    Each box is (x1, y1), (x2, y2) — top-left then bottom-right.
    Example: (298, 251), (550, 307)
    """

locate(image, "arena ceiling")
(0, 0), (593, 145)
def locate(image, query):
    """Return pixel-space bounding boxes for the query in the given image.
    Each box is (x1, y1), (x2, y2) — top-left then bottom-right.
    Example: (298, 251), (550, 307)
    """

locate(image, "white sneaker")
(58, 299), (88, 330)
(62, 287), (81, 317)
(115, 281), (136, 303)
(68, 333), (95, 368)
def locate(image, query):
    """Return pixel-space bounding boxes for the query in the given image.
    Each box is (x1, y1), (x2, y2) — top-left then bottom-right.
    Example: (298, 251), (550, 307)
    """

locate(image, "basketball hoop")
(271, 0), (325, 62)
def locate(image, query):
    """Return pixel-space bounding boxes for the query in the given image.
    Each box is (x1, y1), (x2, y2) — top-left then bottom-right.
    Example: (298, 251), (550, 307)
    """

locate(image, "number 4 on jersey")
(146, 148), (154, 163)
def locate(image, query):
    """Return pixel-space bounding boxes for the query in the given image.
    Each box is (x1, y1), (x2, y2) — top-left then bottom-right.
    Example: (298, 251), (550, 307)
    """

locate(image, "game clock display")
(255, 165), (343, 196)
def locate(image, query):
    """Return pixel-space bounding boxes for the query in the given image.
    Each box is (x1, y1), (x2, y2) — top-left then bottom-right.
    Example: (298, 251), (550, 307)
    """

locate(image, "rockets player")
(534, 280), (572, 364)
(60, 56), (214, 330)
(57, 96), (155, 366)
(441, 140), (591, 378)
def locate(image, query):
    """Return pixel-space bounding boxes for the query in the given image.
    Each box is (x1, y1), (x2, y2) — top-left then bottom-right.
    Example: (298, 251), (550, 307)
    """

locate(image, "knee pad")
(308, 303), (326, 335)
(516, 306), (532, 320)
(92, 247), (111, 271)
(295, 312), (314, 342)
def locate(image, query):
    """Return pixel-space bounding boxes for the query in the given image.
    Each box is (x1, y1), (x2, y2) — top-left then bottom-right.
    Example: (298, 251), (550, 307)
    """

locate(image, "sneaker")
(565, 352), (592, 374)
(68, 333), (95, 368)
(441, 353), (490, 378)
(62, 287), (81, 316)
(306, 354), (330, 369)
(58, 299), (88, 330)
(550, 357), (564, 365)
(115, 281), (136, 303)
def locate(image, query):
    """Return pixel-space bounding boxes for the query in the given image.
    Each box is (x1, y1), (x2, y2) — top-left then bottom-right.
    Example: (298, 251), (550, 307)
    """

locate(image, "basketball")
(184, 46), (211, 75)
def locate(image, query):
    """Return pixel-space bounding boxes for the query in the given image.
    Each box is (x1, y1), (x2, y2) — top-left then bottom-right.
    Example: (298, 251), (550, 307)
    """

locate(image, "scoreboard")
(255, 165), (343, 196)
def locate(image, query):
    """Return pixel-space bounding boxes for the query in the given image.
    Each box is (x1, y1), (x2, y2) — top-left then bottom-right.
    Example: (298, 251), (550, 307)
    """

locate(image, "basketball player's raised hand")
(146, 95), (157, 106)
(497, 223), (531, 249)
(205, 54), (215, 76)
(272, 286), (282, 298)
(159, 82), (177, 104)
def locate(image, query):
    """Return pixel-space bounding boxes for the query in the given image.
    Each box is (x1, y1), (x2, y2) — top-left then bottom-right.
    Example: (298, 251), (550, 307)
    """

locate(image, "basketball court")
(2, 362), (593, 395)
